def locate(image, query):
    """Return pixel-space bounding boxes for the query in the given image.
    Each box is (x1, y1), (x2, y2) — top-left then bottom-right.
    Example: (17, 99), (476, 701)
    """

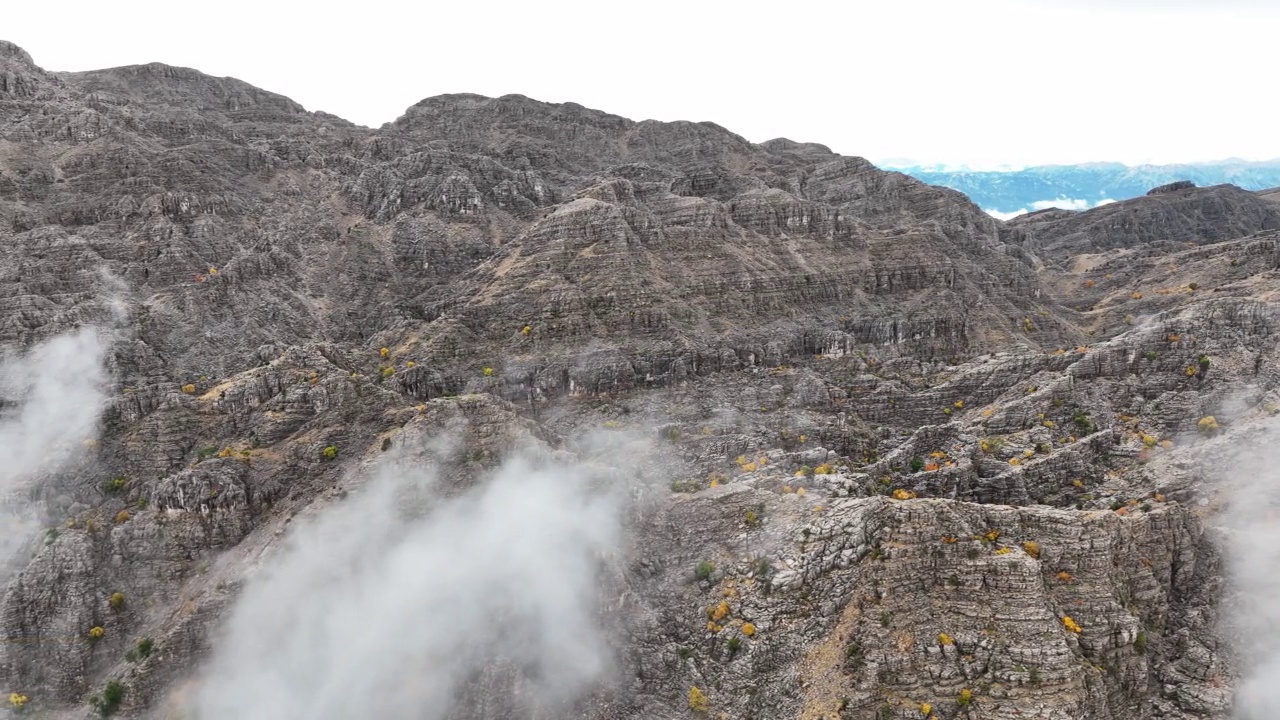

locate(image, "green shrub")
(910, 458), (925, 473)
(694, 560), (715, 581)
(196, 447), (218, 461)
(104, 477), (127, 493)
(91, 681), (124, 716)
(321, 445), (338, 461)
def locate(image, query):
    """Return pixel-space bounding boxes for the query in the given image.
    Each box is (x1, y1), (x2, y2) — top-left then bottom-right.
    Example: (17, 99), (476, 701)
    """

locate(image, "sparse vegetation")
(115, 510), (130, 524)
(87, 626), (105, 642)
(321, 445), (338, 460)
(980, 437), (1004, 454)
(957, 688), (973, 707)
(109, 592), (126, 611)
(695, 560), (715, 581)
(104, 476), (127, 493)
(482, 366), (494, 377)
(1022, 541), (1041, 559)
(90, 681), (124, 716)
(814, 463), (835, 475)
(688, 686), (709, 713)
(134, 637), (153, 660)
(938, 632), (954, 646)
(910, 458), (925, 473)
(181, 383), (196, 394)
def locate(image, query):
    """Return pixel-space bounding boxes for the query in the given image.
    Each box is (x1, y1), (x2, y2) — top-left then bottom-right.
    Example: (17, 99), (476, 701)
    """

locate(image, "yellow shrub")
(109, 592), (126, 610)
(521, 325), (532, 335)
(993, 547), (1012, 555)
(957, 689), (973, 707)
(9, 693), (28, 708)
(689, 686), (709, 713)
(1063, 616), (1082, 633)
(937, 632), (954, 646)
(796, 487), (807, 497)
(741, 463), (758, 473)
(814, 463), (834, 475)
(1198, 416), (1219, 433)
(924, 463), (940, 472)
(1056, 571), (1072, 583)
(709, 478), (721, 488)
(115, 510), (131, 524)
(710, 601), (730, 622)
(983, 530), (1001, 542)
(1022, 541), (1041, 559)
(406, 361), (416, 368)
(379, 347), (389, 358)
(380, 366), (394, 378)
(1131, 292), (1144, 300)
(741, 622), (756, 636)
(1159, 440), (1173, 449)
(781, 485), (793, 493)
(1141, 434), (1157, 447)
(1008, 458), (1022, 466)
(735, 455), (747, 466)
(181, 384), (196, 394)
(482, 367), (494, 377)
(920, 702), (933, 716)
(705, 621), (723, 633)
(87, 626), (105, 640)
(892, 489), (916, 500)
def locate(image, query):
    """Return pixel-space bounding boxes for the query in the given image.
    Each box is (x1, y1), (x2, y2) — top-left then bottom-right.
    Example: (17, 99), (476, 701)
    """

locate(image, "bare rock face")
(0, 40), (1276, 720)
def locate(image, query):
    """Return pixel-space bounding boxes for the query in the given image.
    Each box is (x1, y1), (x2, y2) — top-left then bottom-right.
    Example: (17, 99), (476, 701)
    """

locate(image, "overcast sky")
(6, 0), (1278, 168)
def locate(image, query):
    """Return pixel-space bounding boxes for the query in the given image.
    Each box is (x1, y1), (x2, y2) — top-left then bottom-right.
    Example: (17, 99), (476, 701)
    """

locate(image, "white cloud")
(0, 328), (108, 572)
(193, 440), (629, 720)
(984, 208), (1028, 221)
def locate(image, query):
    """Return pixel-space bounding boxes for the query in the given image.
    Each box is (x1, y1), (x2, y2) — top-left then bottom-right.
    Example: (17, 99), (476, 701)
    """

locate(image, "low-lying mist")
(0, 328), (108, 568)
(1223, 416), (1280, 718)
(194, 438), (631, 720)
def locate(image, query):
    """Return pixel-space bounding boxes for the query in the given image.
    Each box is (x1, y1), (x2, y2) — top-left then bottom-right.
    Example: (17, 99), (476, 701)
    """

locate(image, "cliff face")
(0, 42), (1275, 720)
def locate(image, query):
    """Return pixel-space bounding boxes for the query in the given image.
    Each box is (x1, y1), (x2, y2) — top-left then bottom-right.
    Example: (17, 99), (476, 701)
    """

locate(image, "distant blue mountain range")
(888, 160), (1280, 218)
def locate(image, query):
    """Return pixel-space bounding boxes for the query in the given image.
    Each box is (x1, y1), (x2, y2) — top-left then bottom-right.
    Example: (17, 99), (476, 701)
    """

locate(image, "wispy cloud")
(193, 439), (630, 719)
(0, 328), (109, 569)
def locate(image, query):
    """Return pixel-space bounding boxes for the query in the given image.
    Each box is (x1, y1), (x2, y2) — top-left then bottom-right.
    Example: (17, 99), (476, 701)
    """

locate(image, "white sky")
(6, 0), (1279, 168)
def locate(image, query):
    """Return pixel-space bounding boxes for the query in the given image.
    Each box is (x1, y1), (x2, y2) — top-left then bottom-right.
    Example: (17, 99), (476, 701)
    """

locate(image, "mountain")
(3, 39), (1279, 720)
(892, 159), (1280, 215)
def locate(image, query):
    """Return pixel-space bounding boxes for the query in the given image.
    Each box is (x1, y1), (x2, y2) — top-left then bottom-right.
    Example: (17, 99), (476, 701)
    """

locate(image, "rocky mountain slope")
(2, 39), (1278, 720)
